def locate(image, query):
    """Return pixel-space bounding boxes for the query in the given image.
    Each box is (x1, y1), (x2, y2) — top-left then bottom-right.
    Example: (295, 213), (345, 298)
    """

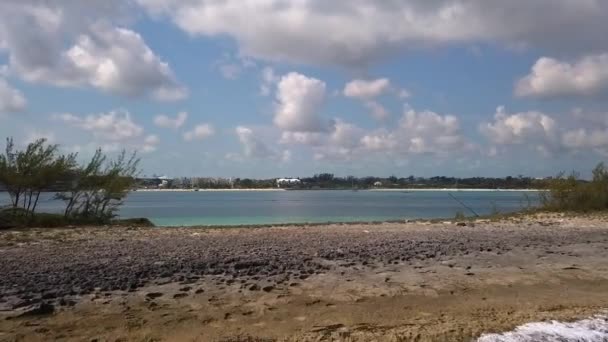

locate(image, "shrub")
(541, 163), (608, 212)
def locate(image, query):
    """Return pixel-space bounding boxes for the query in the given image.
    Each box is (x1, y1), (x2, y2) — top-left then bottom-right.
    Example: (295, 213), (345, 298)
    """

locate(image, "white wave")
(476, 314), (608, 342)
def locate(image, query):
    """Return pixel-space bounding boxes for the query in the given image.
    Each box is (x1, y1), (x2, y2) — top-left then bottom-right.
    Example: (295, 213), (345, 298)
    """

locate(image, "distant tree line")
(140, 173), (552, 190)
(0, 138), (139, 227)
(293, 173), (549, 190)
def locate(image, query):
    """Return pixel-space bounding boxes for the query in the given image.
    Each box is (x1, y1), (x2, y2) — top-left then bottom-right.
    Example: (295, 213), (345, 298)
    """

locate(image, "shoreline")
(1, 212), (607, 341)
(133, 188), (286, 192)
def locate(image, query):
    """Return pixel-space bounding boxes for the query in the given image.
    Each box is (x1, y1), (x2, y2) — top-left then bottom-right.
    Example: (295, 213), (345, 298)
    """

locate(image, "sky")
(1, 1), (608, 179)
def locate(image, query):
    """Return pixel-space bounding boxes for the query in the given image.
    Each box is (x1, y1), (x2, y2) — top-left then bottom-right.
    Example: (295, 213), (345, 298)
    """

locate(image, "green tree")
(0, 138), (76, 217)
(56, 149), (139, 222)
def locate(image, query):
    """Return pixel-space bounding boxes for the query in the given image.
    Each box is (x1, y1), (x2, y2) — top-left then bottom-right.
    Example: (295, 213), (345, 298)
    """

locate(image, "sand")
(1, 212), (608, 341)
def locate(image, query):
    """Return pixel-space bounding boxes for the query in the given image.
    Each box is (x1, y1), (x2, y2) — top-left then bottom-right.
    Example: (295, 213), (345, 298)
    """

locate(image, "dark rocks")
(145, 292), (163, 299)
(262, 286), (274, 292)
(19, 303), (55, 317)
(173, 293), (188, 299)
(41, 292), (57, 300)
(234, 260), (268, 270)
(12, 298), (40, 310)
(58, 298), (76, 307)
(248, 284), (260, 291)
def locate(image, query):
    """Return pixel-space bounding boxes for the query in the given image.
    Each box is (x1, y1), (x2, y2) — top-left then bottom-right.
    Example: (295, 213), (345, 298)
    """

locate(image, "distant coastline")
(131, 188), (543, 192)
(368, 188), (543, 192)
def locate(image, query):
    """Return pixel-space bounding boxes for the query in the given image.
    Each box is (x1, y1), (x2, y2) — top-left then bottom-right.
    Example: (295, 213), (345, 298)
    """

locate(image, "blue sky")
(1, 1), (608, 178)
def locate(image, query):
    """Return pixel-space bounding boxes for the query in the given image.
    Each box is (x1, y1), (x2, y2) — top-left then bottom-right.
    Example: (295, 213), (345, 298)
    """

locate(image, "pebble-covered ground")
(2, 214), (608, 312)
(1, 213), (608, 341)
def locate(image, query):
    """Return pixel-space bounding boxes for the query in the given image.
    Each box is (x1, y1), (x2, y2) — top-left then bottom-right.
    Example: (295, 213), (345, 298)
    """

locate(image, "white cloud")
(344, 78), (391, 99)
(479, 107), (608, 157)
(479, 106), (558, 146)
(154, 111), (188, 129)
(0, 65), (9, 77)
(65, 24), (187, 100)
(283, 120), (365, 161)
(562, 128), (608, 152)
(0, 78), (26, 113)
(274, 72), (328, 132)
(215, 53), (256, 80)
(219, 64), (241, 80)
(0, 2), (186, 101)
(260, 66), (278, 96)
(280, 131), (325, 146)
(235, 126), (286, 160)
(54, 109), (159, 153)
(398, 89), (411, 99)
(24, 130), (56, 145)
(561, 110), (608, 155)
(343, 78), (402, 120)
(320, 120), (365, 159)
(281, 106), (469, 161)
(358, 108), (471, 156)
(360, 132), (397, 152)
(56, 110), (144, 141)
(364, 101), (389, 120)
(183, 123), (215, 141)
(142, 134), (160, 152)
(137, 1), (608, 67)
(392, 108), (469, 154)
(516, 54), (608, 98)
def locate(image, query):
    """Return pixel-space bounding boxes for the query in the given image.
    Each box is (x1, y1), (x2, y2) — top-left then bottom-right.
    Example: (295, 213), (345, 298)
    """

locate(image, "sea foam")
(476, 314), (608, 342)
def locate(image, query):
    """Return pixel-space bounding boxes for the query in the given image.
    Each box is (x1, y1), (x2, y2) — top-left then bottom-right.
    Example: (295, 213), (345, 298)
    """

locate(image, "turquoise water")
(1, 190), (539, 226)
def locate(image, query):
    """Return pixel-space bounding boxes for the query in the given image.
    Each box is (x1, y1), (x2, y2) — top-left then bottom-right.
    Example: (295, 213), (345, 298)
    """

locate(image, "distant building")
(136, 175), (171, 189)
(373, 181), (383, 187)
(276, 178), (301, 188)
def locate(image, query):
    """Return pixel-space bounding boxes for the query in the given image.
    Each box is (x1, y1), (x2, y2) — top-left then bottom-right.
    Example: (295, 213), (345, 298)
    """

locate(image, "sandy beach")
(134, 188), (286, 192)
(1, 213), (608, 341)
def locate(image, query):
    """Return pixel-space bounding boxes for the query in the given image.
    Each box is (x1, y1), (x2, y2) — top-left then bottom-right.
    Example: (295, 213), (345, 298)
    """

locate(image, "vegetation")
(56, 149), (139, 222)
(0, 138), (77, 216)
(541, 163), (608, 212)
(0, 138), (140, 228)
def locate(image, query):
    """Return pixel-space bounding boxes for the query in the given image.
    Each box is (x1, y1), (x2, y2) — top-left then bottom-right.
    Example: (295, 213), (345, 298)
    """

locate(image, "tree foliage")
(56, 149), (139, 222)
(0, 138), (77, 217)
(0, 137), (139, 226)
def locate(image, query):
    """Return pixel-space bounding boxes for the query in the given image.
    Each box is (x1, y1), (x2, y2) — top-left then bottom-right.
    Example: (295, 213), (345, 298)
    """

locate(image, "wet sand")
(1, 213), (608, 341)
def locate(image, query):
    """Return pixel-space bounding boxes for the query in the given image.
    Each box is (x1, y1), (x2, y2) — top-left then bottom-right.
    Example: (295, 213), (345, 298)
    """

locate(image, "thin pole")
(448, 193), (480, 218)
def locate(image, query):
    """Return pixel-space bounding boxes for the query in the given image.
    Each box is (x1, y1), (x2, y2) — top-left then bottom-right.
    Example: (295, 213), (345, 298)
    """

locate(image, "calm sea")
(0, 190), (539, 226)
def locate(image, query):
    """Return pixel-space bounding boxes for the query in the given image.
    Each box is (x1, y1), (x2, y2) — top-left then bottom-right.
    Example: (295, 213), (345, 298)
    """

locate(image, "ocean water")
(1, 190), (539, 226)
(476, 314), (608, 342)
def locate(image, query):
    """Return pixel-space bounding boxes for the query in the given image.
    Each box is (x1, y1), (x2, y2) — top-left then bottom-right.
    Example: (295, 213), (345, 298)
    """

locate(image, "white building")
(276, 178), (301, 187)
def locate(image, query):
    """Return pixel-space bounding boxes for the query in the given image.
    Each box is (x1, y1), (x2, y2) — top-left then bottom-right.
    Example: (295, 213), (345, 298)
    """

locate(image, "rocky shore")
(1, 213), (608, 341)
